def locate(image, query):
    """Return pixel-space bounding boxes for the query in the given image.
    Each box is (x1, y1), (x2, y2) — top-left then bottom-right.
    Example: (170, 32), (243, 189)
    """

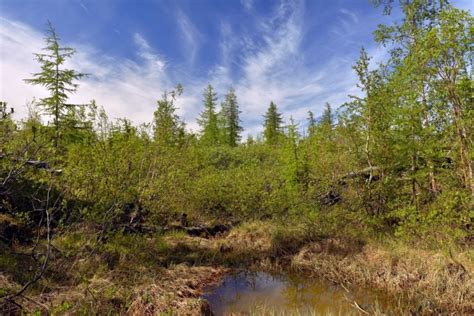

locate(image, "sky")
(0, 0), (472, 137)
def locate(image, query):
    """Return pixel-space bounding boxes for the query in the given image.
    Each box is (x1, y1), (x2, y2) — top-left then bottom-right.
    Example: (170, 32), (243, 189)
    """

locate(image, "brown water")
(204, 271), (401, 315)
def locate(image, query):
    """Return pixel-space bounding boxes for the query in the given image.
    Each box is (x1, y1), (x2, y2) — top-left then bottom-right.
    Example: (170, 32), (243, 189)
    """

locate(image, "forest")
(0, 0), (472, 315)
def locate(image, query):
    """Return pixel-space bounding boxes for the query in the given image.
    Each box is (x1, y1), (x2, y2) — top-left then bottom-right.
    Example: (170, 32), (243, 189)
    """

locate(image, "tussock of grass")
(128, 264), (228, 315)
(224, 221), (274, 253)
(2, 220), (472, 314)
(291, 239), (473, 314)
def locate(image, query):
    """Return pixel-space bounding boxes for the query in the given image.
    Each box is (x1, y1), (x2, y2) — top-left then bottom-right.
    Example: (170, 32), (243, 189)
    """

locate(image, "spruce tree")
(24, 21), (87, 147)
(198, 84), (219, 146)
(263, 101), (283, 145)
(153, 84), (184, 147)
(320, 103), (333, 129)
(307, 110), (316, 137)
(220, 87), (242, 147)
(286, 116), (300, 160)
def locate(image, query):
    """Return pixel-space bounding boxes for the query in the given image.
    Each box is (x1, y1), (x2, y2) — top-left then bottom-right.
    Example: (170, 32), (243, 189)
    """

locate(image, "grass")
(290, 238), (473, 314)
(1, 220), (472, 314)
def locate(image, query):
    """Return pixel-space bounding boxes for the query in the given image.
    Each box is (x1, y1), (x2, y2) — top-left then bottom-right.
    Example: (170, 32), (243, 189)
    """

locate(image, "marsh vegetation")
(1, 0), (473, 315)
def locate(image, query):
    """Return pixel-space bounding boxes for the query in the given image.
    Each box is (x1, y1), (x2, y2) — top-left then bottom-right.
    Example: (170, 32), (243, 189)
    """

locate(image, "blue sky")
(0, 0), (471, 136)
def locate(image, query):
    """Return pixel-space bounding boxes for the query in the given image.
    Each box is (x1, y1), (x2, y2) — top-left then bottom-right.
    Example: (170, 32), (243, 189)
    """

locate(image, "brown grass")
(291, 239), (474, 314)
(128, 264), (228, 315)
(1, 220), (472, 315)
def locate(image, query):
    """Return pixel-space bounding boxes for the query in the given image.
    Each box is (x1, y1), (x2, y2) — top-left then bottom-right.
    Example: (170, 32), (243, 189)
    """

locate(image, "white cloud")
(0, 17), (176, 126)
(340, 8), (359, 24)
(210, 0), (363, 135)
(78, 1), (90, 14)
(0, 0), (384, 138)
(176, 9), (202, 63)
(0, 18), (47, 114)
(241, 0), (254, 11)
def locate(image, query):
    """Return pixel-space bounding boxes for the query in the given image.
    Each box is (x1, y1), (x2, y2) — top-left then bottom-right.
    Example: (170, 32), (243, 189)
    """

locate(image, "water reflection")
(204, 271), (394, 315)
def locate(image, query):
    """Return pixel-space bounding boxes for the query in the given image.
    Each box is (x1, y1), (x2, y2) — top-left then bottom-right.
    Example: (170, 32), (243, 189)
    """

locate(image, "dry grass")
(224, 221), (275, 253)
(1, 220), (472, 315)
(128, 264), (228, 315)
(0, 273), (19, 297)
(291, 239), (474, 314)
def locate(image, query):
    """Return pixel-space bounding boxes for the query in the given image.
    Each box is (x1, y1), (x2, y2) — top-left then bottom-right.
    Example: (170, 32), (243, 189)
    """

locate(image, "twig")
(340, 283), (350, 293)
(352, 300), (370, 315)
(1, 182), (54, 305)
(19, 294), (49, 312)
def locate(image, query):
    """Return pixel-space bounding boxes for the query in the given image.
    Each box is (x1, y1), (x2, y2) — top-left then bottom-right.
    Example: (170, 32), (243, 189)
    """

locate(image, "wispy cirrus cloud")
(78, 1), (90, 15)
(176, 9), (202, 64)
(0, 0), (388, 138)
(210, 0), (365, 135)
(340, 8), (359, 24)
(133, 33), (167, 76)
(241, 0), (254, 11)
(0, 17), (173, 125)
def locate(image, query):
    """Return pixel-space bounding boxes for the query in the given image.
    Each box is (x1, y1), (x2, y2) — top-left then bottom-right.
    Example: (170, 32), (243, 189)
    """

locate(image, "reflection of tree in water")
(206, 271), (396, 314)
(279, 274), (346, 313)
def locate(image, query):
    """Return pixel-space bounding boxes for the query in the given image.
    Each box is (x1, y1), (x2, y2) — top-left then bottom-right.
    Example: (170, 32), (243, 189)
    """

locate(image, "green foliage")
(153, 84), (185, 147)
(263, 101), (283, 145)
(306, 110), (316, 136)
(393, 190), (471, 244)
(2, 2), (473, 279)
(3, 6), (474, 315)
(24, 21), (87, 148)
(198, 84), (220, 146)
(319, 103), (333, 130)
(51, 301), (72, 314)
(220, 87), (243, 147)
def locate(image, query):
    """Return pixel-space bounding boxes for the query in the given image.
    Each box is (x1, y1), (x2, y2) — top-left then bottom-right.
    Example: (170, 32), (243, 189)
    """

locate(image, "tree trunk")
(447, 85), (473, 197)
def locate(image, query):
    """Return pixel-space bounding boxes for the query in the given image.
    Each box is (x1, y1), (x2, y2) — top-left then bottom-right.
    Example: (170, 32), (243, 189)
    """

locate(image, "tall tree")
(342, 47), (393, 213)
(430, 8), (473, 196)
(282, 116), (301, 186)
(263, 101), (283, 145)
(24, 21), (87, 147)
(320, 103), (333, 129)
(353, 49), (375, 181)
(220, 87), (242, 147)
(198, 84), (220, 146)
(153, 84), (184, 147)
(307, 110), (316, 137)
(374, 1), (473, 197)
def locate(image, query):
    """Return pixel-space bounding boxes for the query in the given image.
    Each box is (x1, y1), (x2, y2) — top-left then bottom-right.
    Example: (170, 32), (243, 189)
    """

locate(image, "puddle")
(204, 271), (401, 315)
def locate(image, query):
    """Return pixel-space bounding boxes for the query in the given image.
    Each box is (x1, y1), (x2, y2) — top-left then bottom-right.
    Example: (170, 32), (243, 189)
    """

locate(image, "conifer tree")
(24, 21), (87, 147)
(307, 110), (316, 137)
(282, 116), (303, 186)
(320, 103), (333, 129)
(286, 116), (300, 161)
(263, 101), (283, 145)
(220, 87), (242, 146)
(198, 84), (219, 146)
(153, 84), (184, 147)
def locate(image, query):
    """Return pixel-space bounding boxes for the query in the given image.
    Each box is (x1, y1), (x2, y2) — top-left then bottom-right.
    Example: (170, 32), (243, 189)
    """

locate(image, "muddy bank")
(162, 222), (473, 314)
(290, 240), (473, 314)
(127, 264), (228, 315)
(201, 222), (473, 314)
(1, 221), (472, 315)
